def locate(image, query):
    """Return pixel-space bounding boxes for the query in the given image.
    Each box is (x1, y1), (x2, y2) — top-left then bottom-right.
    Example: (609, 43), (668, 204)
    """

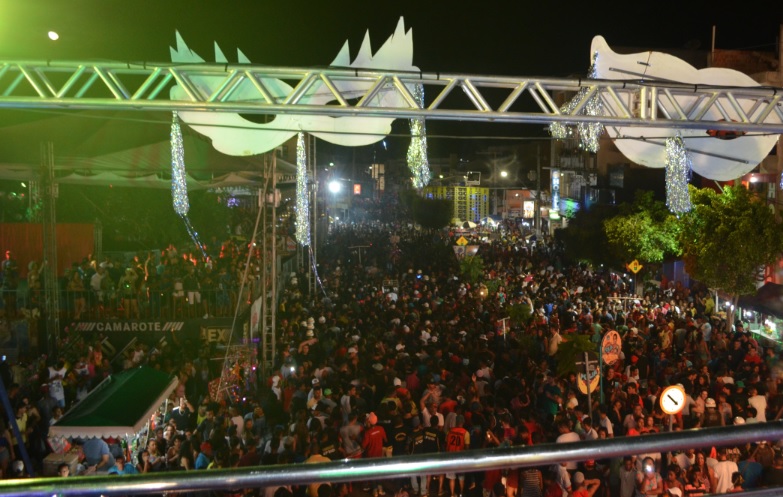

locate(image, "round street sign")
(660, 384), (686, 415)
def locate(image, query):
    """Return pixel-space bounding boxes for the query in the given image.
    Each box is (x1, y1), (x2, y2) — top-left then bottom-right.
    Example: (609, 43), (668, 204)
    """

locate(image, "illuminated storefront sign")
(551, 169), (560, 210)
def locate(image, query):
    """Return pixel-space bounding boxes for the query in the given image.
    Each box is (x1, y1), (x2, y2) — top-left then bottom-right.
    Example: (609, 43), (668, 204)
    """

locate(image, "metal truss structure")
(0, 60), (782, 133)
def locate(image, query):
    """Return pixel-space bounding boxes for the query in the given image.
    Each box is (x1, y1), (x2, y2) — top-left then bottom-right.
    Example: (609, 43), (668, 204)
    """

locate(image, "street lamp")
(327, 180), (342, 231)
(328, 181), (341, 194)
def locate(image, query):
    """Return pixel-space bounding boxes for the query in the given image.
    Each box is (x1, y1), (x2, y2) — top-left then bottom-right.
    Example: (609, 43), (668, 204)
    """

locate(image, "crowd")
(1, 219), (783, 497)
(1, 236), (265, 322)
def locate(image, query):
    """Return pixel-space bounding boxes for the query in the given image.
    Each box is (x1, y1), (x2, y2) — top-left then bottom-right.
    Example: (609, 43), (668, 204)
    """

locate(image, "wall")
(0, 223), (95, 277)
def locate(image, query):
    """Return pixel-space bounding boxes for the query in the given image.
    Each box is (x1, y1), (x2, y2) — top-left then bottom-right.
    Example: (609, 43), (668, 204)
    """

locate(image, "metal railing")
(3, 421), (783, 497)
(21, 288), (252, 321)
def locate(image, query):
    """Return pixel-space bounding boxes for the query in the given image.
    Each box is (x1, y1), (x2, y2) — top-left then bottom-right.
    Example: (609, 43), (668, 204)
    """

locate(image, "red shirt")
(446, 427), (469, 452)
(362, 425), (387, 458)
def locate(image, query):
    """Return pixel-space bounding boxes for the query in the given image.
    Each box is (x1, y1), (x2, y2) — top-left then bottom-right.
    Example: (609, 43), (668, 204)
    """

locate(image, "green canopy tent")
(49, 366), (178, 439)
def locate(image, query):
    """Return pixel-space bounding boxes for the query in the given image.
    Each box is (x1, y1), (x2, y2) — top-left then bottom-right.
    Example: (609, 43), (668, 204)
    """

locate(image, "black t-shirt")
(422, 427), (444, 453)
(389, 424), (410, 455)
(410, 428), (425, 455)
(170, 406), (194, 431)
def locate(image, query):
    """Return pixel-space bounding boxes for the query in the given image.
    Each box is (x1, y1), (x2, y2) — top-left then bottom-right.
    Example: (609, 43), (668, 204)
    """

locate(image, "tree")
(556, 334), (597, 377)
(679, 185), (783, 321)
(459, 255), (484, 284)
(508, 301), (533, 326)
(604, 190), (681, 267)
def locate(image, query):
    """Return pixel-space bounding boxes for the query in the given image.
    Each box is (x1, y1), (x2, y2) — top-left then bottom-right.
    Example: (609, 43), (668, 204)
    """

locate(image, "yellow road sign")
(456, 236), (468, 246)
(627, 259), (643, 274)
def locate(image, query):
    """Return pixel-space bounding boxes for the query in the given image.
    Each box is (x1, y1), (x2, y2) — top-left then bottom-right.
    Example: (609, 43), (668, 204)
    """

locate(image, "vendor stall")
(46, 366), (178, 475)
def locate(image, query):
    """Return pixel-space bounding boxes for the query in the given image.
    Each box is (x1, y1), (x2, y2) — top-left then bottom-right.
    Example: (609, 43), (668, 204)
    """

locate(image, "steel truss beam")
(0, 60), (782, 133)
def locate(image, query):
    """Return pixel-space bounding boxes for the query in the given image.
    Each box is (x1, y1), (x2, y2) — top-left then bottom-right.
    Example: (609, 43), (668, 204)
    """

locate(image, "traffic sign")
(626, 259), (643, 274)
(660, 384), (686, 415)
(456, 236), (468, 246)
(286, 237), (297, 252)
(576, 352), (600, 395)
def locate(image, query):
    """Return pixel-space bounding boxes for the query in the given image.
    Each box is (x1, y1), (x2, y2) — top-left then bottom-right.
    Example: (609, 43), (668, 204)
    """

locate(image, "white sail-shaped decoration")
(591, 35), (778, 181)
(169, 18), (418, 156)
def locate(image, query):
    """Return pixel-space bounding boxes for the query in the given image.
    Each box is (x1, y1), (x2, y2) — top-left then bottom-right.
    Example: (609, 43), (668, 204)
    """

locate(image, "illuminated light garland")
(407, 84), (431, 189)
(664, 135), (693, 215)
(170, 111), (206, 257)
(549, 53), (605, 153)
(295, 132), (311, 246)
(170, 111), (190, 216)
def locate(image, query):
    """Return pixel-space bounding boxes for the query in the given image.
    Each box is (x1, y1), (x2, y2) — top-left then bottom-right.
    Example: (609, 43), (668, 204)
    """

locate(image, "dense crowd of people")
(2, 236), (264, 322)
(1, 220), (783, 497)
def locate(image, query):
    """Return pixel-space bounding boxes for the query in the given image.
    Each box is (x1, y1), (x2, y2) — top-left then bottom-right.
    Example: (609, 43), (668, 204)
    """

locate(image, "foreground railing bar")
(1, 422), (782, 497)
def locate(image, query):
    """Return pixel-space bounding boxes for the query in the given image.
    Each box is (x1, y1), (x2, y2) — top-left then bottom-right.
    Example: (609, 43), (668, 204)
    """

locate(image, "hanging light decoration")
(549, 53), (605, 153)
(295, 132), (311, 246)
(170, 111), (190, 217)
(664, 135), (693, 215)
(170, 111), (206, 257)
(407, 84), (431, 189)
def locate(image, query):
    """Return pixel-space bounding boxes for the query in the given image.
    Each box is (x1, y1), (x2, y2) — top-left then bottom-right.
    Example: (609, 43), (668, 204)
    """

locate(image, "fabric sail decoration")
(664, 135), (693, 215)
(295, 132), (311, 246)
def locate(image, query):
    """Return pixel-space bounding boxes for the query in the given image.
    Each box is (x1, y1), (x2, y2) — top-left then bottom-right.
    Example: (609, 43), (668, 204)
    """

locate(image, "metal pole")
(270, 154), (277, 368)
(535, 143), (541, 237)
(584, 352), (593, 422)
(309, 135), (317, 300)
(3, 422), (783, 497)
(598, 341), (604, 405)
(40, 142), (59, 357)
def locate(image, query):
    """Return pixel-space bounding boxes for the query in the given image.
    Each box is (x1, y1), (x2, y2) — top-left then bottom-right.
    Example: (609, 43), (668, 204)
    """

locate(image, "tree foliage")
(556, 334), (597, 377)
(679, 185), (783, 297)
(508, 301), (533, 326)
(604, 191), (681, 264)
(555, 204), (616, 266)
(459, 255), (484, 284)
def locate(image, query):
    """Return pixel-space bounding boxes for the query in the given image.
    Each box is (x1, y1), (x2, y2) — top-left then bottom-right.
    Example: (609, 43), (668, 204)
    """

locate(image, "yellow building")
(422, 186), (489, 223)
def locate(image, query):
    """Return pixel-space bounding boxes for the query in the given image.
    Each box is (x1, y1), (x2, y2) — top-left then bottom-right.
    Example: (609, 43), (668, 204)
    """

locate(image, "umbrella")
(462, 221), (477, 229)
